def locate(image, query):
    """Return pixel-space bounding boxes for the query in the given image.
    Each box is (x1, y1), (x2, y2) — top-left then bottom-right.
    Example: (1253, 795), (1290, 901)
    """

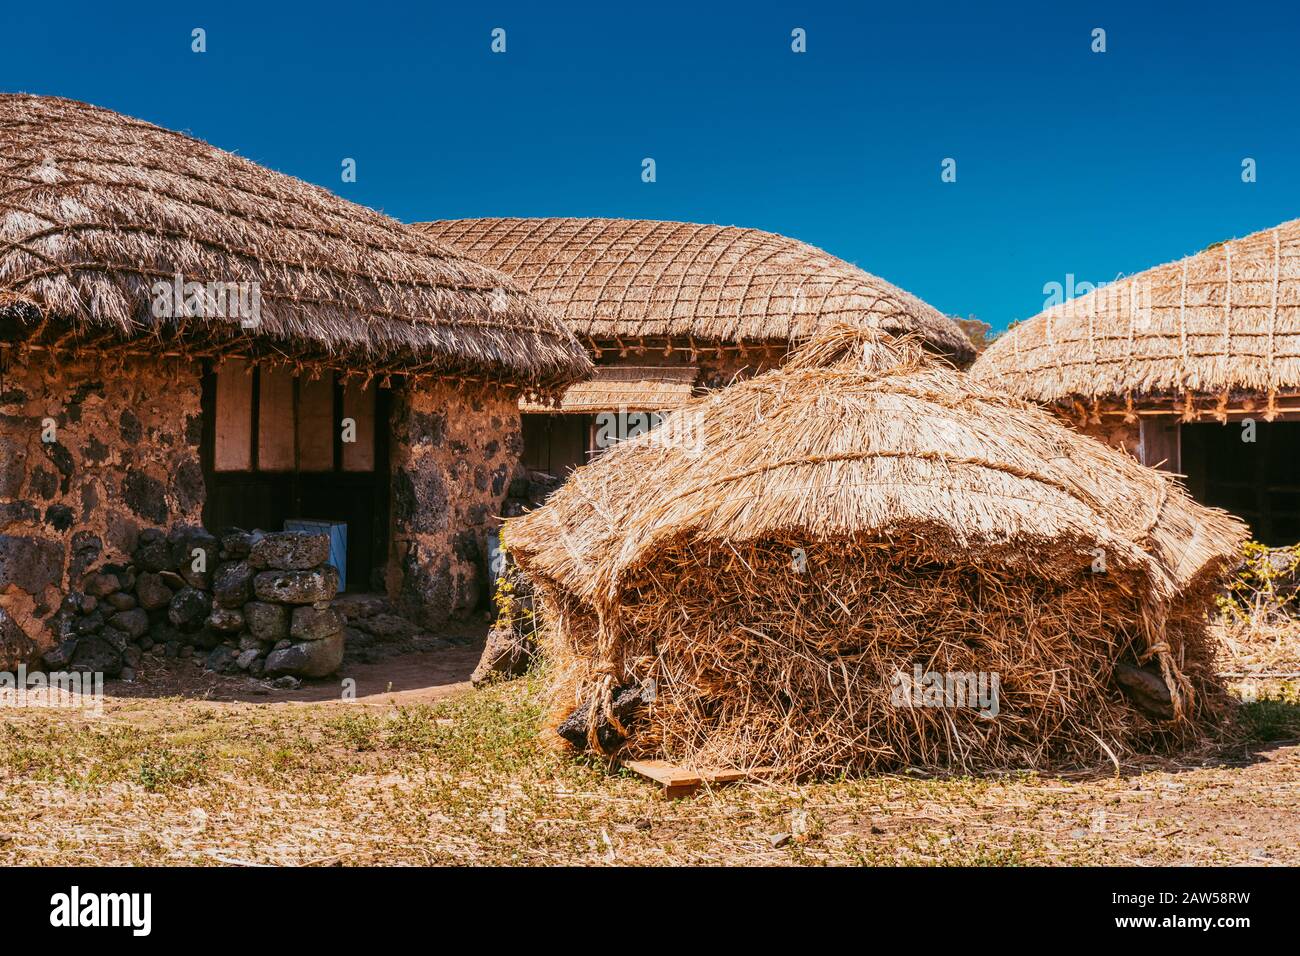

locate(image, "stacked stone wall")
(0, 353), (203, 665)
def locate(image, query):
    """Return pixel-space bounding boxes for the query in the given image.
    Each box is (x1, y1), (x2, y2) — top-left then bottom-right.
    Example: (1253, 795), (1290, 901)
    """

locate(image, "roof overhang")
(519, 365), (698, 414)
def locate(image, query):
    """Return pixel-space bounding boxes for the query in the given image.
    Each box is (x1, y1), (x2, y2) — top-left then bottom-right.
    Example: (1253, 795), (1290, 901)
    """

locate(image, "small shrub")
(1217, 541), (1300, 629)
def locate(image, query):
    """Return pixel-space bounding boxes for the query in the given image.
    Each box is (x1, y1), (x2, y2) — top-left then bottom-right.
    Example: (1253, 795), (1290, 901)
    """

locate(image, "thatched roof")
(972, 218), (1300, 405)
(416, 217), (975, 366)
(0, 95), (590, 390)
(518, 365), (697, 414)
(508, 326), (1246, 608)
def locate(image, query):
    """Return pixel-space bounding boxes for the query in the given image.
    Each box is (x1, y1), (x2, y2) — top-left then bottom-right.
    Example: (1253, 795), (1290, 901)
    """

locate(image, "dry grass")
(1216, 618), (1300, 677)
(0, 672), (1295, 867)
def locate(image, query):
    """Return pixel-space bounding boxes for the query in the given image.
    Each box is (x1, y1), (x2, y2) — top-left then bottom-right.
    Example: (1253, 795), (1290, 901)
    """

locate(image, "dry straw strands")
(518, 365), (698, 414)
(972, 218), (1300, 407)
(507, 326), (1247, 777)
(417, 217), (976, 366)
(0, 95), (591, 391)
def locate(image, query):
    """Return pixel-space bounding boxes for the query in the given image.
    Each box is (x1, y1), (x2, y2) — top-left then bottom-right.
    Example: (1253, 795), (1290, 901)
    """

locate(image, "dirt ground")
(0, 622), (1297, 866)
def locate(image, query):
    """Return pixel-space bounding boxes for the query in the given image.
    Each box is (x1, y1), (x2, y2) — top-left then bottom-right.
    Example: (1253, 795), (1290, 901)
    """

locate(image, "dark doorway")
(1181, 421), (1300, 545)
(520, 413), (594, 476)
(200, 361), (391, 591)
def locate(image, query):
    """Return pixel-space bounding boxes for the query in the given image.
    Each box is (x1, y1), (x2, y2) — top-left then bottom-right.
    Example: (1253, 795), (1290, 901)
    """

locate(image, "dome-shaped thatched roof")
(509, 326), (1244, 607)
(417, 217), (975, 366)
(0, 95), (590, 391)
(507, 327), (1246, 774)
(972, 218), (1300, 405)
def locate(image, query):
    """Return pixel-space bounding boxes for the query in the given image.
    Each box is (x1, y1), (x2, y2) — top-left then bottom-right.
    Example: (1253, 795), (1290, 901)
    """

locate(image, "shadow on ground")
(100, 621), (488, 707)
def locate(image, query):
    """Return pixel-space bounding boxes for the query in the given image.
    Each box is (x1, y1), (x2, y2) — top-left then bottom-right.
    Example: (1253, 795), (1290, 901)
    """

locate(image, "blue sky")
(3, 1), (1298, 329)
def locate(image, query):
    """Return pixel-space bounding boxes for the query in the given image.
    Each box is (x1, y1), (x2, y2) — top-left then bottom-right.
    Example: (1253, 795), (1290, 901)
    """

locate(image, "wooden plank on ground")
(625, 760), (777, 798)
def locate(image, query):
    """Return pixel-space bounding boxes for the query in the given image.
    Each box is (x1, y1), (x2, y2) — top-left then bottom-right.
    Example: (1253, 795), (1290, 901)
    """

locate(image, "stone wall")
(388, 380), (522, 628)
(0, 352), (204, 665)
(43, 528), (344, 682)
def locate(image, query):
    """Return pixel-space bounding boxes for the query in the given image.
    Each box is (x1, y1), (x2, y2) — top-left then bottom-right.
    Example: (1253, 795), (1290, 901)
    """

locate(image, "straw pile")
(0, 95), (590, 391)
(417, 217), (976, 366)
(972, 217), (1300, 408)
(506, 327), (1248, 776)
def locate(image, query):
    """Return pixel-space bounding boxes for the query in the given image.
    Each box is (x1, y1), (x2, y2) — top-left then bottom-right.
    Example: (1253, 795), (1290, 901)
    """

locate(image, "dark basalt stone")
(243, 601), (289, 641)
(70, 635), (122, 677)
(118, 409), (142, 444)
(74, 612), (104, 636)
(248, 532), (330, 571)
(392, 465), (448, 536)
(104, 591), (137, 611)
(110, 607), (149, 639)
(175, 459), (204, 512)
(41, 637), (78, 671)
(84, 571), (121, 597)
(204, 646), (238, 674)
(0, 501), (39, 529)
(289, 605), (343, 641)
(220, 529), (255, 558)
(263, 631), (344, 679)
(42, 504), (73, 531)
(122, 472), (167, 523)
(39, 441), (74, 493)
(68, 532), (103, 583)
(212, 561), (254, 607)
(207, 606), (245, 633)
(0, 608), (39, 670)
(0, 534), (64, 594)
(556, 684), (651, 753)
(167, 587), (211, 631)
(133, 529), (174, 572)
(253, 566), (339, 604)
(135, 572), (174, 611)
(82, 435), (109, 464)
(29, 467), (58, 500)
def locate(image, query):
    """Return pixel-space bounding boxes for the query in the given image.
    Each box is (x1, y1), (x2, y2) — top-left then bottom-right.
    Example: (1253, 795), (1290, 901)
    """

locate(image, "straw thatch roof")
(518, 365), (697, 414)
(0, 95), (591, 391)
(416, 217), (975, 366)
(510, 327), (1245, 609)
(972, 218), (1300, 406)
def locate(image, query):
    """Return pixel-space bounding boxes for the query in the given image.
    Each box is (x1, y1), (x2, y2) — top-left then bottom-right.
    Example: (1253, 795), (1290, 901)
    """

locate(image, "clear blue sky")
(4, 1), (1298, 330)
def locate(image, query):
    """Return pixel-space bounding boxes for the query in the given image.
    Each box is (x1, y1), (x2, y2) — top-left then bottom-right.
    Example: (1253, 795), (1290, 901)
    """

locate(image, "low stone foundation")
(44, 527), (344, 681)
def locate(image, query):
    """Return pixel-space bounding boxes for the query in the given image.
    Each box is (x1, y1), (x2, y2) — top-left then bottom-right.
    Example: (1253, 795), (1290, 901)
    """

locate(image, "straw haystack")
(507, 327), (1247, 776)
(418, 217), (975, 366)
(0, 95), (589, 392)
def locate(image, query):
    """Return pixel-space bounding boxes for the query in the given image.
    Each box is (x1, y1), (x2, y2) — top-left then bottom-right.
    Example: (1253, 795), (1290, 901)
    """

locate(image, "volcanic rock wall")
(0, 352), (204, 664)
(388, 380), (522, 627)
(43, 527), (344, 681)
